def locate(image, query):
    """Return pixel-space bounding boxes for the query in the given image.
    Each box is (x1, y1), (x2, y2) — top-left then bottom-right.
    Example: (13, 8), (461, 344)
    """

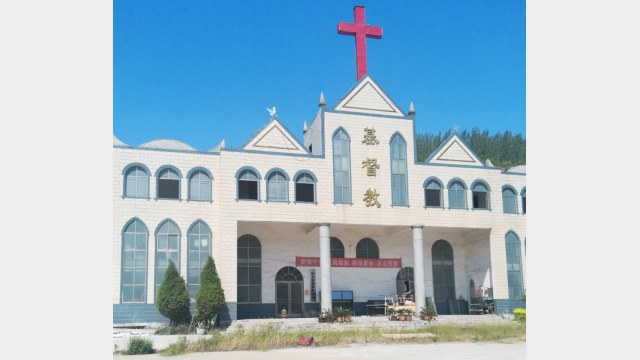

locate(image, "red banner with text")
(295, 256), (402, 268)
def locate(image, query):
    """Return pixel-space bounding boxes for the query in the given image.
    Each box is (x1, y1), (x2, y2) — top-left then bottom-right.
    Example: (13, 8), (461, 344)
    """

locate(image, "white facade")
(113, 75), (526, 324)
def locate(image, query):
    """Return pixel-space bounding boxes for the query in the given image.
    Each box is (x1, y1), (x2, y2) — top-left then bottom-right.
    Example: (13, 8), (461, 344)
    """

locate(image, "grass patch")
(161, 322), (526, 356)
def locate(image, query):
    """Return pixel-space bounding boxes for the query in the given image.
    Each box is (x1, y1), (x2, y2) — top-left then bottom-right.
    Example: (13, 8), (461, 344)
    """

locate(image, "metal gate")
(275, 266), (304, 317)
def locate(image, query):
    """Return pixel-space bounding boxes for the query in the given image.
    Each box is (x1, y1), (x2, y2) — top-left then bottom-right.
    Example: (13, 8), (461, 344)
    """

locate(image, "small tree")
(156, 260), (191, 326)
(195, 256), (226, 328)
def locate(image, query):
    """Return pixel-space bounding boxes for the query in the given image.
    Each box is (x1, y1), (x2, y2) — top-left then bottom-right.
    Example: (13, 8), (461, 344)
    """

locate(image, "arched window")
(505, 231), (524, 299)
(188, 169), (211, 201)
(424, 178), (443, 207)
(330, 237), (345, 258)
(124, 165), (149, 198)
(472, 181), (490, 210)
(333, 128), (352, 204)
(448, 180), (467, 209)
(356, 238), (379, 258)
(237, 168), (260, 201)
(237, 234), (261, 303)
(390, 133), (408, 206)
(187, 221), (211, 297)
(266, 169), (289, 202)
(294, 171), (316, 203)
(502, 186), (518, 214)
(521, 187), (526, 214)
(155, 220), (180, 296)
(157, 167), (181, 200)
(121, 218), (148, 303)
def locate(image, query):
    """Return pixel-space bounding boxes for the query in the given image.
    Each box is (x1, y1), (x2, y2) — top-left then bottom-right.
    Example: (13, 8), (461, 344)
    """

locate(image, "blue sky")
(114, 0), (525, 151)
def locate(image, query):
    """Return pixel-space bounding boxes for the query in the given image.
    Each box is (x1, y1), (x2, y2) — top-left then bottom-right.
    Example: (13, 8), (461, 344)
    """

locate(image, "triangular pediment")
(426, 134), (485, 166)
(334, 75), (404, 115)
(242, 117), (308, 155)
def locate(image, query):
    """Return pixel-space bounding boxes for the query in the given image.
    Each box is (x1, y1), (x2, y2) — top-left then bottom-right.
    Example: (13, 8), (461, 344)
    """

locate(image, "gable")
(334, 75), (404, 115)
(427, 134), (485, 166)
(242, 117), (308, 155)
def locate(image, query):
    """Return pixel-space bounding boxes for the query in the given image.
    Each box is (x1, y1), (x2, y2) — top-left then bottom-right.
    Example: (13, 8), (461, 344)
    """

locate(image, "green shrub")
(513, 308), (526, 322)
(155, 324), (191, 335)
(156, 260), (191, 325)
(195, 256), (226, 328)
(126, 337), (154, 355)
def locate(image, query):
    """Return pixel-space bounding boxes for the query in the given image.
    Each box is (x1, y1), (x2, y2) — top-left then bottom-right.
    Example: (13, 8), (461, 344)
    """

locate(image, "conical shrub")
(155, 260), (191, 326)
(195, 256), (226, 328)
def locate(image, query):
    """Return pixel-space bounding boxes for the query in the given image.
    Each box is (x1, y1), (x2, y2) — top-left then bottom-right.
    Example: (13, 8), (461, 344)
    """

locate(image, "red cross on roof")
(338, 6), (383, 80)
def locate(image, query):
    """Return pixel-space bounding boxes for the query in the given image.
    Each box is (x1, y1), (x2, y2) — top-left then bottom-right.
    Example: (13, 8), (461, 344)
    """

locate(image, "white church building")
(113, 7), (526, 325)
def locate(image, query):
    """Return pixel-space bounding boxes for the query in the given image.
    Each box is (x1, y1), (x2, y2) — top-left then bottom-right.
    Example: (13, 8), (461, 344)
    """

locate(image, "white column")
(411, 225), (426, 312)
(319, 223), (332, 312)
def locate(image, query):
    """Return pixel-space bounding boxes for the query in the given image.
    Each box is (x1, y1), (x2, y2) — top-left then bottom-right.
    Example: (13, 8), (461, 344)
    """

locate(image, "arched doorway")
(396, 267), (414, 295)
(432, 239), (455, 314)
(275, 266), (304, 317)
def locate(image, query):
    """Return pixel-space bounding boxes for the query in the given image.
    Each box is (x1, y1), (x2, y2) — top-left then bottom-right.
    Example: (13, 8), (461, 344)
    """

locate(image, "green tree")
(155, 260), (191, 326)
(195, 256), (226, 328)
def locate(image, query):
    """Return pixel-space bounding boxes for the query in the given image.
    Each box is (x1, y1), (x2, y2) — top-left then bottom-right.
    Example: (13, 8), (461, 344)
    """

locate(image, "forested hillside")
(415, 128), (526, 170)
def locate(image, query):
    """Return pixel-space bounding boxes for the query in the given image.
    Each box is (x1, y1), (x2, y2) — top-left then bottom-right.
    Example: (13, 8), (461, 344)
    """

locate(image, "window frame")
(447, 178), (468, 210)
(186, 220), (212, 298)
(293, 170), (317, 204)
(390, 132), (409, 207)
(355, 238), (379, 259)
(237, 234), (262, 304)
(505, 231), (524, 300)
(155, 165), (182, 201)
(122, 163), (151, 199)
(330, 237), (345, 258)
(154, 219), (181, 298)
(502, 185), (518, 214)
(332, 127), (352, 204)
(121, 218), (148, 304)
(471, 180), (491, 211)
(187, 167), (213, 202)
(423, 177), (444, 208)
(265, 168), (290, 203)
(235, 167), (262, 202)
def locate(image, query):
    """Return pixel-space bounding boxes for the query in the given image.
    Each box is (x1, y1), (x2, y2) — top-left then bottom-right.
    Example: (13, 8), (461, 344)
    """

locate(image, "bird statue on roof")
(267, 106), (277, 117)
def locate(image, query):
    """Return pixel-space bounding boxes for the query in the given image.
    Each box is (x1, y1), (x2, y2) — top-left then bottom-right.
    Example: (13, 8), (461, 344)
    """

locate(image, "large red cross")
(338, 6), (383, 80)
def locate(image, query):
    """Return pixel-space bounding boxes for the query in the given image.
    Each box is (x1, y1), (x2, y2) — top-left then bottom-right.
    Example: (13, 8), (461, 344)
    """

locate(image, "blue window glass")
(390, 134), (408, 206)
(237, 234), (261, 303)
(521, 188), (526, 214)
(448, 181), (466, 209)
(125, 166), (149, 198)
(121, 219), (147, 303)
(333, 129), (351, 204)
(505, 232), (524, 299)
(502, 187), (517, 214)
(189, 170), (211, 201)
(155, 220), (180, 296)
(267, 171), (288, 202)
(187, 221), (211, 297)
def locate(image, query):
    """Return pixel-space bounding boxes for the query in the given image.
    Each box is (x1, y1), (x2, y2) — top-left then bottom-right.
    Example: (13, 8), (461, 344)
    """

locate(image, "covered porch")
(236, 221), (493, 319)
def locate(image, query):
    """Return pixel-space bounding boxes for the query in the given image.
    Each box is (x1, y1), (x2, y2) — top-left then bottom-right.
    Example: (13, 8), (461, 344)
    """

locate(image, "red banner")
(295, 256), (402, 268)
